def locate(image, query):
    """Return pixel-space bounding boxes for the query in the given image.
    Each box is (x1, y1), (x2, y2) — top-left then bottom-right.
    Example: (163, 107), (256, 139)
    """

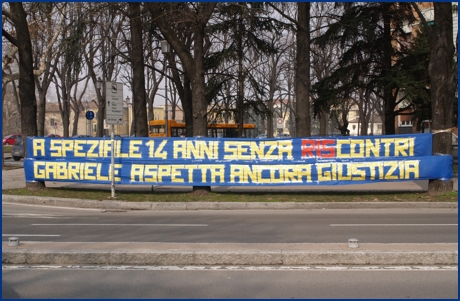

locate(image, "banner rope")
(431, 128), (454, 134)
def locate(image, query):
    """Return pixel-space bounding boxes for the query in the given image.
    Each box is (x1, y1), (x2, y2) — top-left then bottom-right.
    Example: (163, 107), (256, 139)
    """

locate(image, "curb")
(2, 243), (458, 266)
(2, 195), (458, 210)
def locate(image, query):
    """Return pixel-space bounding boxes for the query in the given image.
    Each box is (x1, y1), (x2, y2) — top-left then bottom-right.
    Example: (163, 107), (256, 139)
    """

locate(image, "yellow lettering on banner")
(351, 163), (366, 181)
(127, 140), (142, 158)
(336, 140), (350, 158)
(85, 163), (97, 180)
(144, 165), (158, 182)
(74, 141), (85, 157)
(33, 139), (46, 157)
(145, 140), (168, 159)
(157, 165), (171, 182)
(256, 165), (274, 184)
(237, 142), (251, 160)
(50, 140), (62, 157)
(350, 139), (364, 158)
(210, 165), (225, 183)
(365, 139), (380, 157)
(34, 162), (46, 178)
(102, 140), (111, 157)
(298, 165), (312, 183)
(96, 163), (109, 181)
(384, 161), (398, 180)
(409, 138), (415, 156)
(405, 160), (419, 178)
(87, 140), (99, 158)
(398, 161), (405, 178)
(229, 164), (312, 184)
(45, 163), (57, 179)
(56, 162), (67, 179)
(201, 141), (218, 159)
(381, 139), (394, 157)
(337, 163), (351, 181)
(394, 138), (415, 157)
(224, 142), (238, 160)
(62, 140), (73, 157)
(131, 164), (145, 182)
(113, 164), (122, 181)
(230, 165), (243, 183)
(171, 165), (184, 183)
(155, 140), (167, 159)
(264, 141), (278, 160)
(270, 166), (283, 183)
(146, 140), (155, 158)
(80, 162), (85, 177)
(224, 141), (293, 160)
(284, 166), (298, 183)
(200, 164), (211, 182)
(68, 162), (80, 180)
(250, 142), (265, 159)
(184, 165), (197, 182)
(195, 164), (225, 183)
(366, 162), (383, 180)
(317, 163), (332, 181)
(174, 141), (187, 158)
(278, 141), (293, 159)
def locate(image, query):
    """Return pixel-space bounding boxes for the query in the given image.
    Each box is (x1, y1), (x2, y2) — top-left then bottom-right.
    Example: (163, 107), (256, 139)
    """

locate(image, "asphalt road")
(2, 203), (457, 243)
(2, 267), (457, 299)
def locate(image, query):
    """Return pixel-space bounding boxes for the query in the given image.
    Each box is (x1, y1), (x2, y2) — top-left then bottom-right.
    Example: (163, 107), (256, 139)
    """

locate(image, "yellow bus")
(148, 120), (256, 138)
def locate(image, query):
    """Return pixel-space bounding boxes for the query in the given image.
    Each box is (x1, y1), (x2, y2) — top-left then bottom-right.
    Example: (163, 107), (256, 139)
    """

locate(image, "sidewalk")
(2, 166), (458, 266)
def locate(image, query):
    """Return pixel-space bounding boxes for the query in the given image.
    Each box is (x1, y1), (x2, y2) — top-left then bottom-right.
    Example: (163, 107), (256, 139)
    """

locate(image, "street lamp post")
(96, 77), (115, 198)
(161, 40), (170, 137)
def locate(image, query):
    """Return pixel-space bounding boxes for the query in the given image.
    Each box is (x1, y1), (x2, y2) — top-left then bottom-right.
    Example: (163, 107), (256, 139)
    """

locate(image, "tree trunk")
(428, 3), (455, 194)
(129, 2), (148, 137)
(319, 110), (328, 136)
(8, 3), (45, 190)
(295, 2), (311, 137)
(382, 4), (396, 135)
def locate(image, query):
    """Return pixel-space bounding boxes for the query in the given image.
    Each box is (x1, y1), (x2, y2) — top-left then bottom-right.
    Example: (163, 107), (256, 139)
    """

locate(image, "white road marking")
(3, 213), (61, 219)
(31, 224), (208, 227)
(2, 265), (457, 271)
(2, 234), (61, 237)
(2, 202), (104, 211)
(330, 224), (457, 227)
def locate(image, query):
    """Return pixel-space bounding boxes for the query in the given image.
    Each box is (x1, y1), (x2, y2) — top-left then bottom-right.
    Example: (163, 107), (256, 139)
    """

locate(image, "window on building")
(50, 118), (55, 126)
(401, 120), (413, 126)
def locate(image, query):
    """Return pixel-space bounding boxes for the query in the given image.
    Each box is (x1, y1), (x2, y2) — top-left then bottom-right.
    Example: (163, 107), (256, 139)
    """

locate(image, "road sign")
(105, 81), (124, 125)
(86, 111), (95, 120)
(277, 118), (284, 129)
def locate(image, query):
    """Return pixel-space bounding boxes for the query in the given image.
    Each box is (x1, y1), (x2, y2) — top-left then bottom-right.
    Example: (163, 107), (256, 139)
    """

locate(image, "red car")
(3, 134), (21, 145)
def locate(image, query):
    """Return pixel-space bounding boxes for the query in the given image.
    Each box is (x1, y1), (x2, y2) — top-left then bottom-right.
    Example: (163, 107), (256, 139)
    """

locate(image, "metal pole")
(111, 124), (115, 198)
(165, 59), (168, 137)
(86, 102), (88, 136)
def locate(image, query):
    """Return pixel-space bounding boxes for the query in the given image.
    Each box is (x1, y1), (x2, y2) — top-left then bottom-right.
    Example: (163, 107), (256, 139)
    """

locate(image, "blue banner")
(23, 134), (453, 186)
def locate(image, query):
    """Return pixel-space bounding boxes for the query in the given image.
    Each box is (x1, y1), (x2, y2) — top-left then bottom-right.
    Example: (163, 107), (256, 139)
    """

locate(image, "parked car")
(11, 135), (24, 161)
(47, 134), (62, 138)
(3, 134), (21, 145)
(257, 134), (267, 139)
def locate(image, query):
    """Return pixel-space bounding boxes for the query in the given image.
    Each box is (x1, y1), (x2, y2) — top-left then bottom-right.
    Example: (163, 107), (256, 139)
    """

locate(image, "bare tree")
(2, 2), (44, 190)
